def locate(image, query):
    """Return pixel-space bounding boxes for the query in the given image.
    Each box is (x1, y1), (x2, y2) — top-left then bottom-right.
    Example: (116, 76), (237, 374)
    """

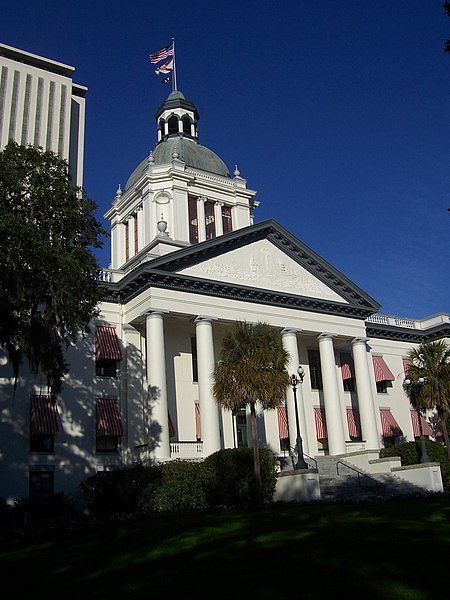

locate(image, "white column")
(352, 337), (381, 450)
(197, 197), (207, 242)
(195, 316), (221, 456)
(281, 328), (309, 456)
(214, 202), (224, 236)
(318, 334), (347, 455)
(146, 312), (170, 461)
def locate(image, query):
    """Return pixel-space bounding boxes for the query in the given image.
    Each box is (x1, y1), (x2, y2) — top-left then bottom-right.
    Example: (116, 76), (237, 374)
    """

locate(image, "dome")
(125, 136), (230, 190)
(124, 90), (230, 190)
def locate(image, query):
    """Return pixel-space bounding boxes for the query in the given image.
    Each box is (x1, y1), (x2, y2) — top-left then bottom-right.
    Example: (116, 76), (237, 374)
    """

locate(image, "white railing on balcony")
(98, 269), (111, 282)
(170, 441), (204, 459)
(366, 313), (450, 331)
(97, 269), (125, 283)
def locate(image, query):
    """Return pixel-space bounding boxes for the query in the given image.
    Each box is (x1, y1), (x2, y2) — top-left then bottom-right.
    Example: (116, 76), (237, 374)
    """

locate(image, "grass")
(1, 494), (450, 599)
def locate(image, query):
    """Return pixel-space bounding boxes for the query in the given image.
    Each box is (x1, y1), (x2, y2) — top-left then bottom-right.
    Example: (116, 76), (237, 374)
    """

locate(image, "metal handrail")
(290, 446), (318, 470)
(336, 460), (382, 494)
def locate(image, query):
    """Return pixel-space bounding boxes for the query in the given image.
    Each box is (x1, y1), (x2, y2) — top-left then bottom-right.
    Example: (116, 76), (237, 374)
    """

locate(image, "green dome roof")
(124, 90), (230, 190)
(125, 137), (230, 190)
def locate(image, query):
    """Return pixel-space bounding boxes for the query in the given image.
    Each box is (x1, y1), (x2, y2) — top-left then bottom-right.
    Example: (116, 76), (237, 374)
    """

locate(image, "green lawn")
(1, 495), (449, 599)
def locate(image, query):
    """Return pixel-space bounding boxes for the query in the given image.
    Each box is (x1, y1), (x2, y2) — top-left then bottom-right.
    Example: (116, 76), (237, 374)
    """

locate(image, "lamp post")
(289, 366), (308, 470)
(403, 376), (430, 463)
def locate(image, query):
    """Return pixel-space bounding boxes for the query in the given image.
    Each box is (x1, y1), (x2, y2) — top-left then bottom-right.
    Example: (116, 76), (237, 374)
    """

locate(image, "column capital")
(318, 332), (336, 340)
(145, 310), (168, 318)
(352, 336), (368, 345)
(281, 327), (302, 336)
(195, 315), (217, 323)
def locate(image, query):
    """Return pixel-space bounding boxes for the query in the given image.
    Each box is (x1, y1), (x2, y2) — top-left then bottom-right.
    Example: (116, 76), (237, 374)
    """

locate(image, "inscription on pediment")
(179, 240), (347, 303)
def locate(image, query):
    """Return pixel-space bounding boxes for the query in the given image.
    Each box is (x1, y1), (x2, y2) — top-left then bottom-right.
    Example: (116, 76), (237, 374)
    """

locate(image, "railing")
(365, 314), (415, 329)
(336, 460), (382, 494)
(170, 441), (203, 458)
(366, 313), (450, 330)
(288, 446), (318, 470)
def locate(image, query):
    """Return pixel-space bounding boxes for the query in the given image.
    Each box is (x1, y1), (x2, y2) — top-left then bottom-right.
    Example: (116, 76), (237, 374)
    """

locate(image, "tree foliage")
(406, 340), (450, 459)
(443, 1), (450, 53)
(212, 321), (290, 504)
(0, 141), (107, 395)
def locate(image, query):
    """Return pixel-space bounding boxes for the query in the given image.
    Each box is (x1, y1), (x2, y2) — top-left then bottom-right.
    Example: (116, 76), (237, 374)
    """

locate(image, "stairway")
(314, 455), (426, 501)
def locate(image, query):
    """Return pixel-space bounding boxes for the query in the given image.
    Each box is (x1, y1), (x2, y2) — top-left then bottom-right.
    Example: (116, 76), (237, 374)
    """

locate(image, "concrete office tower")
(0, 43), (87, 187)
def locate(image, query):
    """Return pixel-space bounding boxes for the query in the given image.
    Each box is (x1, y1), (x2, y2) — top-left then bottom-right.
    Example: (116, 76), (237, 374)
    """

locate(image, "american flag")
(150, 43), (174, 64)
(154, 58), (173, 75)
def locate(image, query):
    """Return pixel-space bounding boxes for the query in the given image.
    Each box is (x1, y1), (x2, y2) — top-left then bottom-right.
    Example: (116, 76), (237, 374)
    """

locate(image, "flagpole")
(172, 36), (177, 92)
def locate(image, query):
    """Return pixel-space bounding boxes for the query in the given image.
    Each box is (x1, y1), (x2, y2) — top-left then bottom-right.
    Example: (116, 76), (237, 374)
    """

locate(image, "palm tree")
(406, 340), (450, 460)
(212, 321), (290, 504)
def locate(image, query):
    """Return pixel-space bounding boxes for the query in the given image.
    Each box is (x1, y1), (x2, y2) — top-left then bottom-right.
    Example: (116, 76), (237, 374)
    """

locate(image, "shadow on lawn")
(1, 493), (450, 599)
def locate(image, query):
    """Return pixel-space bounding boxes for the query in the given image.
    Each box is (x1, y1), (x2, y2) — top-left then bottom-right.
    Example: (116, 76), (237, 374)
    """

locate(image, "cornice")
(99, 269), (375, 318)
(365, 322), (450, 343)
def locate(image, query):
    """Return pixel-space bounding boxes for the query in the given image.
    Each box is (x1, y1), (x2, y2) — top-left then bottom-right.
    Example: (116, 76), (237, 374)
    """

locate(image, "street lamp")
(289, 366), (308, 470)
(403, 376), (430, 463)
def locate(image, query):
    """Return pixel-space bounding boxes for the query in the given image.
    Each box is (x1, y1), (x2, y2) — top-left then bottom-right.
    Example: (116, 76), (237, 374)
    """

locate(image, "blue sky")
(2, 0), (449, 319)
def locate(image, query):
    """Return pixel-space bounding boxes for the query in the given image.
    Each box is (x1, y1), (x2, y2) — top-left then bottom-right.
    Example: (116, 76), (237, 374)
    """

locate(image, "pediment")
(179, 239), (347, 303)
(108, 220), (380, 317)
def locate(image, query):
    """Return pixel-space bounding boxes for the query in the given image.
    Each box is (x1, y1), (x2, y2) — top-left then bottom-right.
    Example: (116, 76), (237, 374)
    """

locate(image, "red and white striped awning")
(314, 407), (327, 439)
(372, 356), (395, 382)
(95, 326), (122, 361)
(346, 408), (362, 438)
(410, 410), (433, 437)
(340, 353), (354, 380)
(380, 409), (402, 437)
(402, 358), (412, 378)
(30, 395), (59, 435)
(277, 406), (289, 439)
(195, 403), (201, 440)
(96, 398), (123, 437)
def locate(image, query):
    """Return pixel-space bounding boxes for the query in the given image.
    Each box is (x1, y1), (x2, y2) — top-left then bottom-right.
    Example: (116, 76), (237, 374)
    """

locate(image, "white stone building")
(0, 43), (86, 187)
(0, 80), (448, 506)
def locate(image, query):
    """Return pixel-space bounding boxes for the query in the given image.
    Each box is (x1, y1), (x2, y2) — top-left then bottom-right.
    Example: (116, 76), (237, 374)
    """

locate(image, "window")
(96, 398), (123, 453)
(168, 115), (178, 134)
(96, 435), (119, 452)
(340, 352), (355, 392)
(343, 378), (355, 392)
(30, 395), (58, 453)
(30, 434), (54, 453)
(188, 195), (199, 244)
(96, 360), (117, 377)
(95, 326), (122, 377)
(191, 336), (198, 382)
(308, 350), (323, 390)
(133, 213), (138, 254)
(124, 220), (129, 261)
(277, 406), (289, 452)
(372, 355), (394, 394)
(29, 471), (54, 504)
(222, 205), (232, 234)
(380, 409), (402, 447)
(376, 380), (388, 394)
(204, 200), (216, 239)
(182, 115), (191, 135)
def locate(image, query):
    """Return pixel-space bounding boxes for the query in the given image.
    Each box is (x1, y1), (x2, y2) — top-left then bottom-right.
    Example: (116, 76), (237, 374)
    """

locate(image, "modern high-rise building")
(0, 43), (87, 186)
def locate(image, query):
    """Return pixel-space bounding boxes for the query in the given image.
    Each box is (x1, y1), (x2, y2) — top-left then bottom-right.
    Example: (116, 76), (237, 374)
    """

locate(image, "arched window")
(182, 115), (191, 135)
(158, 119), (165, 137)
(168, 115), (178, 135)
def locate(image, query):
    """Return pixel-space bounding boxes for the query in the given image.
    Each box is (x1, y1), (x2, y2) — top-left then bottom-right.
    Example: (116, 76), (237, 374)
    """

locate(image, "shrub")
(81, 464), (161, 516)
(201, 447), (278, 508)
(380, 440), (450, 489)
(140, 460), (207, 512)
